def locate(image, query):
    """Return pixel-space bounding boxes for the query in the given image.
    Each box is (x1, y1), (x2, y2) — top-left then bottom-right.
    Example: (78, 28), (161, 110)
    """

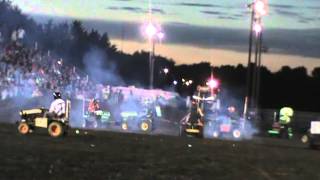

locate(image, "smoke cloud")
(83, 47), (124, 85)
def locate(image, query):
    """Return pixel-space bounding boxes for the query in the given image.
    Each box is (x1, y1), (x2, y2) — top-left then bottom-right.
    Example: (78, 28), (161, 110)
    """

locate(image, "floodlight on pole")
(254, 0), (268, 17)
(207, 79), (219, 89)
(253, 22), (262, 36)
(142, 21), (165, 89)
(145, 22), (157, 40)
(157, 31), (164, 41)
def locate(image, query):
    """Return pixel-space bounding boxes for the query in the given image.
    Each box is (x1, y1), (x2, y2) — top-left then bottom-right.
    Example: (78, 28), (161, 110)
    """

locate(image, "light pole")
(144, 22), (164, 89)
(244, 0), (268, 119)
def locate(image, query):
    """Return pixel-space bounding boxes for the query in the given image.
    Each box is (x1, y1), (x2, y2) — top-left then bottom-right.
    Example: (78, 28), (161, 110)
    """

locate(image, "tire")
(48, 122), (64, 137)
(121, 122), (128, 131)
(140, 120), (152, 133)
(18, 122), (30, 135)
(232, 129), (242, 139)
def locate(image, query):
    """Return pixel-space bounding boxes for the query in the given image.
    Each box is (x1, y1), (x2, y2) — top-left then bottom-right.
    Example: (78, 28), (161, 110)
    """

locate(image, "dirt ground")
(0, 123), (319, 180)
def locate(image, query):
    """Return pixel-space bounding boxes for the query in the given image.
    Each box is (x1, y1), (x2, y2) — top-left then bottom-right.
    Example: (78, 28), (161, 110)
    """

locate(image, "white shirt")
(49, 99), (66, 116)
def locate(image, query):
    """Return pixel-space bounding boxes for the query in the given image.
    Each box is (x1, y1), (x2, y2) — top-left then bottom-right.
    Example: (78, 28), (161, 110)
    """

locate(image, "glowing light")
(213, 131), (219, 138)
(254, 0), (266, 16)
(253, 23), (262, 35)
(145, 22), (157, 39)
(228, 106), (236, 113)
(207, 79), (219, 89)
(182, 78), (185, 82)
(163, 68), (169, 74)
(173, 80), (178, 85)
(252, 0), (268, 18)
(157, 31), (164, 41)
(188, 80), (193, 84)
(186, 82), (190, 86)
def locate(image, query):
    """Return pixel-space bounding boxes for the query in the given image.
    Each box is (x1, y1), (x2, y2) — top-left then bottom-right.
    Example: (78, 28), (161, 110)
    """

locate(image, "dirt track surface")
(0, 123), (319, 180)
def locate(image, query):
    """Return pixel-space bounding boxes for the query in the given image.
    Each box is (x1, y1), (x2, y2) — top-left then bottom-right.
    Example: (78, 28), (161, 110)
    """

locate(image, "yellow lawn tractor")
(17, 100), (71, 137)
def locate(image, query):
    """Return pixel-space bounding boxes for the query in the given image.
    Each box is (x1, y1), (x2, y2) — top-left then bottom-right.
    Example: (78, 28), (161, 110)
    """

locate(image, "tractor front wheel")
(18, 122), (30, 135)
(48, 122), (64, 137)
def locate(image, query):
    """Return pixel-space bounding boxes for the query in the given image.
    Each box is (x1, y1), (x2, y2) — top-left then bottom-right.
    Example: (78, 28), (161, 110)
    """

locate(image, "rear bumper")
(185, 128), (200, 134)
(182, 124), (203, 134)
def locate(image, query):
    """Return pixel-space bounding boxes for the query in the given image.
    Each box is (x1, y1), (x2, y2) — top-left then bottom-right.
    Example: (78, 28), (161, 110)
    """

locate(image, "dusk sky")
(11, 0), (320, 73)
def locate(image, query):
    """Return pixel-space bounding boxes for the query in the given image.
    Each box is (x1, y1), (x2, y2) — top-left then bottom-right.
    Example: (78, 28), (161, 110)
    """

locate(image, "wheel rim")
(213, 131), (219, 138)
(19, 124), (28, 134)
(122, 123), (128, 130)
(50, 124), (61, 136)
(141, 122), (149, 131)
(233, 130), (241, 138)
(301, 135), (309, 143)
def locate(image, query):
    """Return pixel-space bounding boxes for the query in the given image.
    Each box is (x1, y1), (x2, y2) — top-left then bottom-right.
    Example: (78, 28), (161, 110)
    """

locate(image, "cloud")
(200, 10), (242, 20)
(29, 14), (320, 59)
(84, 19), (320, 58)
(201, 11), (222, 15)
(269, 4), (295, 9)
(176, 2), (221, 8)
(307, 6), (320, 10)
(106, 6), (165, 14)
(274, 9), (300, 17)
(298, 17), (318, 24)
(217, 16), (239, 20)
(273, 9), (319, 24)
(151, 8), (166, 15)
(106, 6), (144, 13)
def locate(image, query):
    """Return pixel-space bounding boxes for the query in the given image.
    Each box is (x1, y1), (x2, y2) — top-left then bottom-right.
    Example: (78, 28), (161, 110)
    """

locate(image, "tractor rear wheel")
(18, 122), (30, 135)
(48, 122), (64, 137)
(140, 120), (152, 133)
(121, 122), (128, 131)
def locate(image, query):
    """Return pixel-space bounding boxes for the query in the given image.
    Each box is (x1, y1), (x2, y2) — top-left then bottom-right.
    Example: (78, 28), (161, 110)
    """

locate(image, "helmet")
(53, 92), (61, 99)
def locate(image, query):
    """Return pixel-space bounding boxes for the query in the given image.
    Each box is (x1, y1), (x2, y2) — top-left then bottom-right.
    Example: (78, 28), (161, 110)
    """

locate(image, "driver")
(88, 98), (100, 114)
(48, 92), (66, 118)
(189, 101), (204, 125)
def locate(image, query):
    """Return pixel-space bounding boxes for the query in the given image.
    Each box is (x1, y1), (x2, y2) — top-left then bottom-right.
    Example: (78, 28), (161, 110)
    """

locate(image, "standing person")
(85, 98), (102, 128)
(279, 107), (294, 138)
(88, 98), (100, 113)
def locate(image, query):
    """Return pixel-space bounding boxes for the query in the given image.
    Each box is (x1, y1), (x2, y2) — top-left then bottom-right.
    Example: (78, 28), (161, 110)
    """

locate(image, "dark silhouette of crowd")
(0, 39), (97, 100)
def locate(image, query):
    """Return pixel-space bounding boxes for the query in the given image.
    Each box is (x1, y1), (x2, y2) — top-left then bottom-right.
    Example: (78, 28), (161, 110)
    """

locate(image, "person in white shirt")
(48, 92), (66, 118)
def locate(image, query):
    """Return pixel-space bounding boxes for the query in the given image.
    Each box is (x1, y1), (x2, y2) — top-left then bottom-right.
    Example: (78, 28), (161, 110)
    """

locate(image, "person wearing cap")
(48, 92), (66, 118)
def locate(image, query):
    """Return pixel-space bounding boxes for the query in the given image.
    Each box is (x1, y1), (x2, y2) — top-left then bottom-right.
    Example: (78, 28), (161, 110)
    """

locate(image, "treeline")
(0, 0), (320, 111)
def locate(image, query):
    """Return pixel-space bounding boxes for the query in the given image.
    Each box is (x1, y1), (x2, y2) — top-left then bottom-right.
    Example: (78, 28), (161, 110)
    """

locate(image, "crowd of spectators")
(0, 36), (102, 100)
(0, 31), (178, 110)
